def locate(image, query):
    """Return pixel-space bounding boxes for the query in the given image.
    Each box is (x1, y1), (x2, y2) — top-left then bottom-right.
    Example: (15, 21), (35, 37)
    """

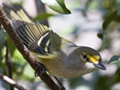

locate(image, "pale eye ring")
(81, 54), (88, 61)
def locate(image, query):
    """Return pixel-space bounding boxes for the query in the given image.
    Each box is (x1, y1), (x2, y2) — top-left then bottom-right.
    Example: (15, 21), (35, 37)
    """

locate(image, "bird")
(2, 3), (106, 78)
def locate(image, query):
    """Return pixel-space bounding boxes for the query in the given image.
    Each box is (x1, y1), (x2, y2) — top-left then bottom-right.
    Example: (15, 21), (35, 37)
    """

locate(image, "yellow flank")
(31, 51), (58, 60)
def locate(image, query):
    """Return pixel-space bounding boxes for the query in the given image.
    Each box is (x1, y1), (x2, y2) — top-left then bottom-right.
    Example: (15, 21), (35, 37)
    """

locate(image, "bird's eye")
(81, 54), (88, 61)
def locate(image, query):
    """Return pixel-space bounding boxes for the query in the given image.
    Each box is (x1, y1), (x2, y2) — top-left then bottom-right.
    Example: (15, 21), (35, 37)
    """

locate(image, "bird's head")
(74, 46), (106, 70)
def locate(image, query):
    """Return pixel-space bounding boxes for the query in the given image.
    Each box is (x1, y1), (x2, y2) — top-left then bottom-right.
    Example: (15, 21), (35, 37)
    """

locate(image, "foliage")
(33, 13), (54, 21)
(41, 0), (71, 14)
(0, 29), (5, 61)
(0, 0), (120, 90)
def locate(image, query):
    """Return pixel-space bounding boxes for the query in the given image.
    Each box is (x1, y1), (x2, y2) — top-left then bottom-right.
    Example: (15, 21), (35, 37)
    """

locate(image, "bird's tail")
(2, 3), (53, 55)
(2, 3), (32, 23)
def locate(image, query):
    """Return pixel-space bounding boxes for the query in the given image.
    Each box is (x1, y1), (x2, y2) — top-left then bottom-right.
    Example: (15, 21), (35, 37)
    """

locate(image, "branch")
(0, 5), (60, 90)
(0, 73), (26, 90)
(5, 37), (13, 90)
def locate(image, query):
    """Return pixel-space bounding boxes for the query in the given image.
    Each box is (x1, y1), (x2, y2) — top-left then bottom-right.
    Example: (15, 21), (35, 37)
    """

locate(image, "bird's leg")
(34, 63), (47, 77)
(34, 63), (65, 90)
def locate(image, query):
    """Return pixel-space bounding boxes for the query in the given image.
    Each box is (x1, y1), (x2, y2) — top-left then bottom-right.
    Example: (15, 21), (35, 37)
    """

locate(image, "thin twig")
(0, 5), (60, 90)
(5, 37), (13, 90)
(0, 73), (26, 90)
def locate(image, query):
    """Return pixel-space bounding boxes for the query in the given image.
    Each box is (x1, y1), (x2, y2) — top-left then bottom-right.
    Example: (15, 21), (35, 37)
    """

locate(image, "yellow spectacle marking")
(87, 55), (99, 63)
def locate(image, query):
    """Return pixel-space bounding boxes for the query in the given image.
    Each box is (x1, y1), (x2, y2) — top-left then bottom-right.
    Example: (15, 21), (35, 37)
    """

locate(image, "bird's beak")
(94, 62), (106, 70)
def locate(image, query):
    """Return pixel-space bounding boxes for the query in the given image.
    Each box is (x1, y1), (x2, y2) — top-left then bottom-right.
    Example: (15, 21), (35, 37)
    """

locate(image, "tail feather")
(2, 3), (32, 23)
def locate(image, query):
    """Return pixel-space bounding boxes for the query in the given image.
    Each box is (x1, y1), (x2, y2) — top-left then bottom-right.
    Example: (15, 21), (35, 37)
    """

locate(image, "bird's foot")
(34, 63), (46, 77)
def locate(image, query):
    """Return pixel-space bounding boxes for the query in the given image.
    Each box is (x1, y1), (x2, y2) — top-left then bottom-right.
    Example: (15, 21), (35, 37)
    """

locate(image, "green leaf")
(33, 13), (54, 21)
(102, 10), (120, 30)
(0, 29), (6, 61)
(7, 34), (16, 56)
(102, 10), (117, 30)
(97, 31), (103, 40)
(41, 0), (71, 14)
(108, 55), (120, 64)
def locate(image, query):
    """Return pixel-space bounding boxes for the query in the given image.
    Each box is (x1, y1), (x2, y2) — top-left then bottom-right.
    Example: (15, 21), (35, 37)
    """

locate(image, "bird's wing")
(11, 20), (77, 60)
(11, 20), (62, 55)
(2, 3), (77, 59)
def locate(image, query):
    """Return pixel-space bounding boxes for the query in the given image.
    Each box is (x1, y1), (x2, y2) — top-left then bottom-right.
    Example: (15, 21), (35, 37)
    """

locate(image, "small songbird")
(2, 3), (106, 78)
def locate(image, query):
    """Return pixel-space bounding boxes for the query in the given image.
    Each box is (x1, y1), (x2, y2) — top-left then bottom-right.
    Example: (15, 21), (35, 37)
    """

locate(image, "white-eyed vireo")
(2, 3), (106, 78)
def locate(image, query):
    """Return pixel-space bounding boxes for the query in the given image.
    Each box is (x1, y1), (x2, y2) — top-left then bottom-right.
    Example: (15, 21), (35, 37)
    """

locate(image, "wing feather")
(11, 20), (54, 54)
(3, 3), (76, 56)
(2, 3), (32, 23)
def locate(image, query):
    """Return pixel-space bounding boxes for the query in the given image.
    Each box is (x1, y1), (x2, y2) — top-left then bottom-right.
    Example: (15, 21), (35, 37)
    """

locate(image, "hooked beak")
(94, 62), (106, 70)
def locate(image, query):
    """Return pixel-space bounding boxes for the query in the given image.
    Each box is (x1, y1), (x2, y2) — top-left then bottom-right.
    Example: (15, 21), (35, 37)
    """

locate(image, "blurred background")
(0, 0), (120, 90)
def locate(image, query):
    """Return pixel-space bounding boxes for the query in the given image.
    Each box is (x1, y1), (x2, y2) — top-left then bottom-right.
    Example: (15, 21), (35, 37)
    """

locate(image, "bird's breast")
(39, 58), (96, 78)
